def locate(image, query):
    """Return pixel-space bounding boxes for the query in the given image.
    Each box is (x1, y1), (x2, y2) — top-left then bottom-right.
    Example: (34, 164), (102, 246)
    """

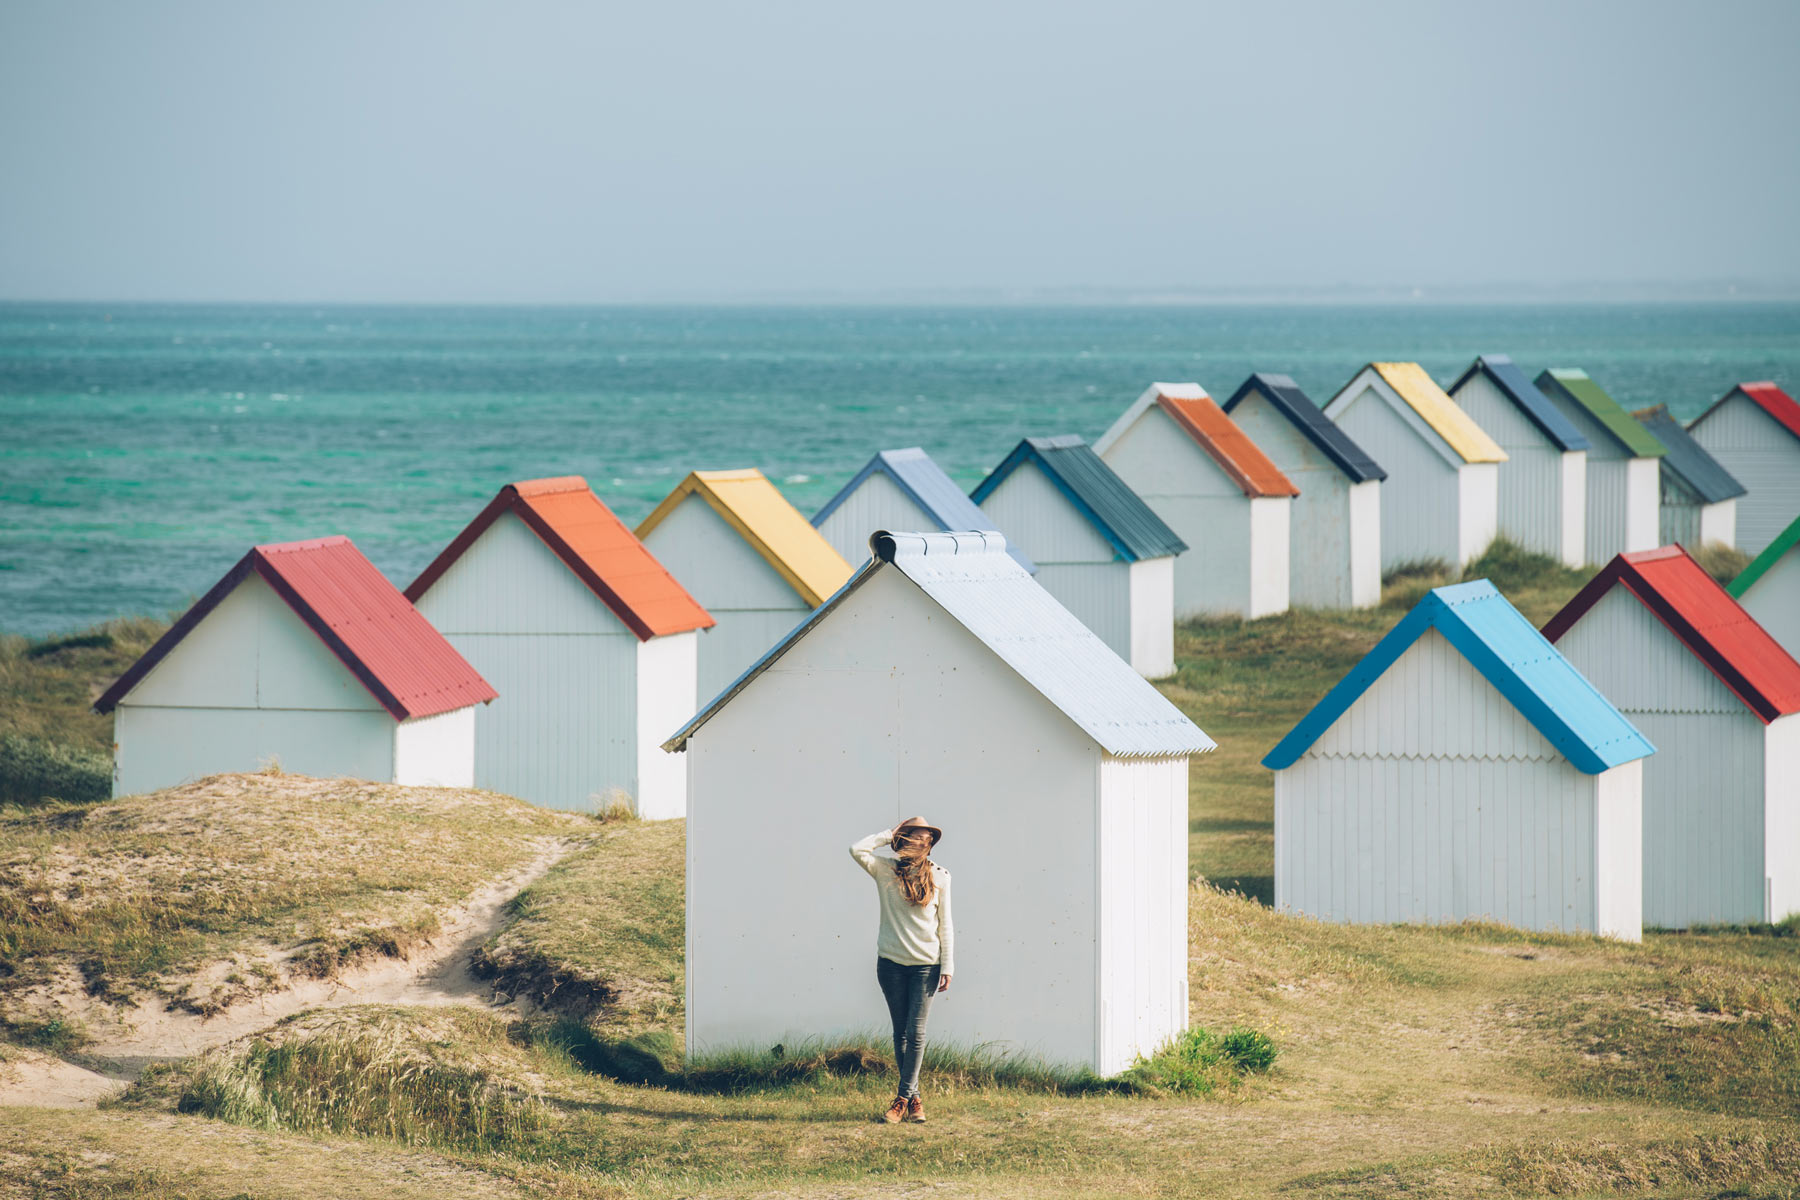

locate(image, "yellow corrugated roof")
(636, 469), (853, 607)
(1373, 362), (1508, 464)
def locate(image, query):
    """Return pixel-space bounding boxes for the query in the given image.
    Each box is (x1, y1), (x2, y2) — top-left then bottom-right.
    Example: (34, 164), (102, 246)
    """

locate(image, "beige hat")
(891, 815), (942, 847)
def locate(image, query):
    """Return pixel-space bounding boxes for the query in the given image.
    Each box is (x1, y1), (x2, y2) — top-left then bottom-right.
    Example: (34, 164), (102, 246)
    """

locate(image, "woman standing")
(849, 816), (954, 1124)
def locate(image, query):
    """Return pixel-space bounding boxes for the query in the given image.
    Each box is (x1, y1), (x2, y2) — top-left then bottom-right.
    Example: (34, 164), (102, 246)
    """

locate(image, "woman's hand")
(937, 974), (951, 993)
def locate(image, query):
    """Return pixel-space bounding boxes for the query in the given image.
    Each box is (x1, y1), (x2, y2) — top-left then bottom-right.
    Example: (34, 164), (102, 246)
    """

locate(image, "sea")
(4, 301), (1798, 638)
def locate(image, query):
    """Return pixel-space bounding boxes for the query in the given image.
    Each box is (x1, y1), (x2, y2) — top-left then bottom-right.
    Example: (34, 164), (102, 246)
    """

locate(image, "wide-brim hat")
(892, 816), (942, 847)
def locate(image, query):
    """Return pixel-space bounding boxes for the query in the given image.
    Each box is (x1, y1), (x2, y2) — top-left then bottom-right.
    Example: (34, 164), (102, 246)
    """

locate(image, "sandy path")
(0, 837), (578, 1109)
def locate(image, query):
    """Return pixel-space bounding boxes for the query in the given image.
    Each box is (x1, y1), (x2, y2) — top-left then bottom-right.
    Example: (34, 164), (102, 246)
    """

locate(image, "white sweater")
(849, 829), (954, 976)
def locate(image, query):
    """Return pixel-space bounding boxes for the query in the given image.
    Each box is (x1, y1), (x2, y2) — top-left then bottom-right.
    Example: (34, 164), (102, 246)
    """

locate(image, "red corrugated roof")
(1736, 382), (1800, 443)
(96, 536), (496, 720)
(1155, 390), (1300, 498)
(407, 477), (713, 641)
(1543, 545), (1800, 723)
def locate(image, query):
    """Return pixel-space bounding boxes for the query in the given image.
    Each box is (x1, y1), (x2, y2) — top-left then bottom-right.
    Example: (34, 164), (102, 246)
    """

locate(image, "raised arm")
(849, 829), (893, 879)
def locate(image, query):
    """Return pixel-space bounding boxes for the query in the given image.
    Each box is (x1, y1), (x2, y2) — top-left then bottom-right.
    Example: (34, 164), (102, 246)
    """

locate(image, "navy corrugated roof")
(812, 447), (1035, 573)
(1220, 373), (1386, 482)
(1631, 406), (1747, 505)
(1447, 355), (1590, 452)
(1264, 579), (1653, 775)
(665, 530), (1214, 757)
(969, 436), (1187, 562)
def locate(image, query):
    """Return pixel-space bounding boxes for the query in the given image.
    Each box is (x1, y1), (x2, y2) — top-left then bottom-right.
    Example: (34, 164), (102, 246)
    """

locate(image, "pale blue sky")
(2, 0), (1797, 302)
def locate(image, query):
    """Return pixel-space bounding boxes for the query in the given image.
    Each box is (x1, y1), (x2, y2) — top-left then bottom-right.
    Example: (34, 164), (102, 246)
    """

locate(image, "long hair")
(891, 831), (936, 907)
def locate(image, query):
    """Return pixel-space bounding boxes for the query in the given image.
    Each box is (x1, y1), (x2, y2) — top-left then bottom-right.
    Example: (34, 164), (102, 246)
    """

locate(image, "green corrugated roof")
(1539, 369), (1667, 458)
(1728, 512), (1800, 597)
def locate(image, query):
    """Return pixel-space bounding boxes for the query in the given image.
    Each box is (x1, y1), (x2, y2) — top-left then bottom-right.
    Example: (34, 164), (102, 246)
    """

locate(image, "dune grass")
(0, 617), (165, 755)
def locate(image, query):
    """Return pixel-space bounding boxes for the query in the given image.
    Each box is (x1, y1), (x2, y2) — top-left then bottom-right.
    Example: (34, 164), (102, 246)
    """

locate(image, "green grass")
(0, 617), (165, 757)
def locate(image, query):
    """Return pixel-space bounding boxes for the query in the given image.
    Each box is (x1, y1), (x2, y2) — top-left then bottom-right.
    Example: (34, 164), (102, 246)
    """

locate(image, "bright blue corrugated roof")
(812, 447), (1035, 573)
(1447, 354), (1590, 452)
(970, 436), (1187, 563)
(1263, 579), (1653, 775)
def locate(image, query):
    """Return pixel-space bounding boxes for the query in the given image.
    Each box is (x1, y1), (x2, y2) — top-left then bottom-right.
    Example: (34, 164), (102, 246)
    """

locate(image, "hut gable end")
(1102, 404), (1244, 500)
(976, 460), (1121, 565)
(416, 511), (631, 637)
(1547, 585), (1748, 717)
(643, 491), (811, 612)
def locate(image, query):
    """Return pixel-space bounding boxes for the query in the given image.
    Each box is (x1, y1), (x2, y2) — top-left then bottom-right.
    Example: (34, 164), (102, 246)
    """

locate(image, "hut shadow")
(1202, 875), (1273, 908)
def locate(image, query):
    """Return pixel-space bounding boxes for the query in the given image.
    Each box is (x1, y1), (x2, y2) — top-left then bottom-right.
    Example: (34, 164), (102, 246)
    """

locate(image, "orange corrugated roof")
(407, 477), (713, 641)
(1154, 389), (1300, 498)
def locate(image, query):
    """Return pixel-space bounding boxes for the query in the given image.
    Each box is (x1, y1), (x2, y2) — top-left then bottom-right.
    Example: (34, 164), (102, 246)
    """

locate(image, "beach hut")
(1686, 382), (1800, 555)
(811, 447), (1035, 573)
(1221, 373), (1386, 609)
(1534, 369), (1665, 561)
(1545, 547), (1800, 927)
(1092, 383), (1297, 620)
(405, 477), (713, 819)
(970, 436), (1186, 678)
(1266, 579), (1652, 940)
(637, 469), (854, 700)
(1322, 363), (1506, 571)
(665, 529), (1215, 1074)
(1447, 354), (1589, 566)
(1730, 514), (1800, 662)
(95, 537), (494, 798)
(1630, 406), (1745, 551)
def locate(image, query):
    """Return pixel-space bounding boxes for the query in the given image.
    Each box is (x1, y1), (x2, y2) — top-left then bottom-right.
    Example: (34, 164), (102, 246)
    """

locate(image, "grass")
(0, 617), (165, 757)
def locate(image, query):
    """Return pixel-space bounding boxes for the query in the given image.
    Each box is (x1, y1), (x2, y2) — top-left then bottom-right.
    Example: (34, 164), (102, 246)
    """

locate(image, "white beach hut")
(1630, 406), (1745, 550)
(970, 436), (1186, 678)
(665, 529), (1215, 1074)
(95, 537), (495, 797)
(1686, 382), (1800, 555)
(1323, 362), (1507, 571)
(1221, 373), (1386, 609)
(1447, 354), (1590, 566)
(406, 477), (714, 818)
(811, 446), (1035, 573)
(1092, 383), (1297, 620)
(1533, 369), (1666, 561)
(1545, 547), (1800, 927)
(1731, 514), (1800, 662)
(1265, 579), (1653, 940)
(637, 469), (854, 700)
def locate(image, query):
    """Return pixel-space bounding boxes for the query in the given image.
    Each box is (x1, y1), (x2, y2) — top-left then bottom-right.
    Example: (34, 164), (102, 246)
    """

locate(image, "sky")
(2, 0), (1798, 303)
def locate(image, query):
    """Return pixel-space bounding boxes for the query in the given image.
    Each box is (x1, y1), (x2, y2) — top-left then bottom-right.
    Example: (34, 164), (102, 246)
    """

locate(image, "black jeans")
(875, 956), (940, 1099)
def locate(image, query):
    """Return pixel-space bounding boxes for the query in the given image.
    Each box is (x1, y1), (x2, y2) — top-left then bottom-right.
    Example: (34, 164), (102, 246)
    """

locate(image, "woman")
(849, 815), (953, 1124)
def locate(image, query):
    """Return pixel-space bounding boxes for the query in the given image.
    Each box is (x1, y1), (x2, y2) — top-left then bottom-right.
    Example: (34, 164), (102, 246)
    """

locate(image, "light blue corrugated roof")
(664, 529), (1214, 758)
(812, 448), (1036, 573)
(1263, 579), (1653, 775)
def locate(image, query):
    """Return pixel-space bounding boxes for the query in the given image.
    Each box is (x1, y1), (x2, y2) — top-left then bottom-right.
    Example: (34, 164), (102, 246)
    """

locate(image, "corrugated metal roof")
(1369, 362), (1508, 464)
(970, 436), (1188, 562)
(1692, 381), (1800, 445)
(636, 469), (854, 608)
(664, 529), (1215, 757)
(96, 536), (496, 720)
(1264, 579), (1652, 775)
(1536, 369), (1667, 458)
(1730, 512), (1800, 598)
(407, 476), (714, 640)
(1220, 373), (1387, 483)
(1629, 407), (1747, 505)
(811, 448), (1036, 573)
(1446, 354), (1590, 452)
(1094, 383), (1299, 498)
(1544, 546), (1800, 723)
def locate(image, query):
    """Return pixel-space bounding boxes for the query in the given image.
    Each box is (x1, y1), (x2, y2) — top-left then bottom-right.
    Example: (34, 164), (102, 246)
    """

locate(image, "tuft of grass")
(0, 616), (166, 756)
(1116, 1025), (1278, 1097)
(1459, 535), (1589, 606)
(1690, 539), (1752, 585)
(0, 731), (111, 806)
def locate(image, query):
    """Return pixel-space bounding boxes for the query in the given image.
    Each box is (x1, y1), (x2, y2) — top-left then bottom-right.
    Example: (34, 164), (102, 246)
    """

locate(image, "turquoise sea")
(4, 301), (1798, 638)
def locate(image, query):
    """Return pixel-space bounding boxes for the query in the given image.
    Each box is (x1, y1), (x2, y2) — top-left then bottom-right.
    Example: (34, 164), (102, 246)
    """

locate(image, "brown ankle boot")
(881, 1096), (908, 1124)
(907, 1095), (926, 1123)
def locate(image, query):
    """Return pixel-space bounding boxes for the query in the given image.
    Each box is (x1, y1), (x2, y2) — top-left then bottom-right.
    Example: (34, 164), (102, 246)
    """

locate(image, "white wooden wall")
(1329, 383), (1462, 570)
(393, 707), (476, 788)
(1272, 627), (1639, 937)
(1765, 715), (1800, 923)
(1457, 463), (1500, 564)
(1128, 555), (1175, 679)
(1247, 496), (1290, 619)
(1553, 585), (1766, 926)
(814, 470), (930, 567)
(1662, 493), (1738, 551)
(685, 565), (1132, 1071)
(1739, 549), (1800, 661)
(1690, 394), (1800, 555)
(1095, 754), (1189, 1074)
(634, 631), (696, 820)
(1450, 373), (1585, 565)
(1699, 499), (1737, 548)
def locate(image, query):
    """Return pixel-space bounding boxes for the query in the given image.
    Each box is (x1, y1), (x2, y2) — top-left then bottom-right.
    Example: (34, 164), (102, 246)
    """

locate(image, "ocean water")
(3, 301), (1797, 637)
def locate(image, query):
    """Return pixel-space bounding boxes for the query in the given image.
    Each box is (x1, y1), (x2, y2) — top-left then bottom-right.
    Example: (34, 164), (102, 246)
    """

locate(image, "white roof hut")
(1533, 369), (1666, 561)
(406, 477), (714, 819)
(1221, 373), (1387, 609)
(636, 469), (854, 701)
(1631, 406), (1746, 551)
(811, 446), (1036, 573)
(970, 436), (1187, 678)
(1447, 355), (1590, 567)
(665, 530), (1215, 1074)
(1265, 579), (1653, 940)
(1545, 547), (1800, 927)
(1686, 382), (1800, 555)
(1093, 383), (1298, 620)
(95, 537), (495, 798)
(1323, 363), (1507, 571)
(1731, 514), (1800, 662)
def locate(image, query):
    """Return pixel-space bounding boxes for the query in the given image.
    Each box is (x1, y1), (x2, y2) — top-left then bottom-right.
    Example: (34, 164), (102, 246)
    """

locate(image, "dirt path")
(0, 837), (578, 1110)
